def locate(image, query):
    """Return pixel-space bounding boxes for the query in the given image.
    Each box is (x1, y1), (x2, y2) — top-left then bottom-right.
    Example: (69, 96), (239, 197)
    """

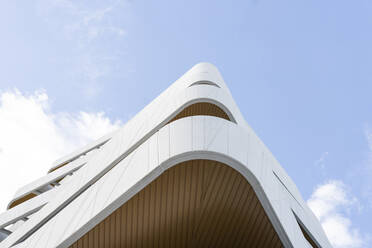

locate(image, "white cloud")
(35, 0), (130, 94)
(0, 89), (121, 210)
(83, 6), (113, 25)
(37, 0), (128, 44)
(308, 180), (365, 248)
(314, 151), (329, 170)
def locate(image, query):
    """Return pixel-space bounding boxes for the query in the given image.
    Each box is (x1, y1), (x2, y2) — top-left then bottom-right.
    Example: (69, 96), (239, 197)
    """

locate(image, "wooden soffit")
(70, 160), (283, 248)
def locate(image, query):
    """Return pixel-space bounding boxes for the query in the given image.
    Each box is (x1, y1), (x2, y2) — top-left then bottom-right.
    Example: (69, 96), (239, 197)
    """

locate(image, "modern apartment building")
(0, 63), (331, 247)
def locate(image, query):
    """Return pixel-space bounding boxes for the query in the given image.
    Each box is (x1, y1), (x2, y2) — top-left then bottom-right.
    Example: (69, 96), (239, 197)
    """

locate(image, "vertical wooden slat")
(93, 224), (99, 248)
(109, 211), (115, 247)
(154, 176), (162, 248)
(195, 163), (224, 244)
(142, 184), (150, 248)
(149, 180), (156, 247)
(77, 237), (83, 248)
(179, 163), (186, 247)
(126, 199), (132, 247)
(99, 220), (104, 247)
(132, 194), (138, 248)
(213, 176), (244, 247)
(255, 218), (272, 247)
(169, 166), (178, 247)
(115, 203), (121, 247)
(136, 190), (143, 248)
(242, 206), (265, 247)
(158, 170), (167, 248)
(103, 214), (109, 247)
(121, 201), (127, 246)
(83, 231), (89, 248)
(197, 165), (229, 245)
(88, 226), (93, 248)
(206, 166), (236, 245)
(207, 171), (238, 247)
(233, 194), (260, 246)
(219, 182), (252, 247)
(182, 162), (192, 248)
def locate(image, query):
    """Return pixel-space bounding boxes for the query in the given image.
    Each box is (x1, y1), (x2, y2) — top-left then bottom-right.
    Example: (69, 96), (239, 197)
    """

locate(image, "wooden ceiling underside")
(70, 160), (283, 248)
(168, 102), (231, 124)
(8, 193), (37, 209)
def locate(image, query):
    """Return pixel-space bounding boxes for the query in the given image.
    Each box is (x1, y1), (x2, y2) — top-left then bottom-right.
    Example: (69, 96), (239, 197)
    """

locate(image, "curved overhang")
(7, 84), (238, 208)
(9, 116), (330, 248)
(69, 159), (284, 247)
(7, 97), (236, 211)
(47, 62), (241, 175)
(0, 84), (246, 248)
(47, 80), (243, 173)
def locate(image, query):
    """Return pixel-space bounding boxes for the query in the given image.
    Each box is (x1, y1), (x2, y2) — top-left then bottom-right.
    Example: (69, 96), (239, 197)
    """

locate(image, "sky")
(0, 0), (371, 247)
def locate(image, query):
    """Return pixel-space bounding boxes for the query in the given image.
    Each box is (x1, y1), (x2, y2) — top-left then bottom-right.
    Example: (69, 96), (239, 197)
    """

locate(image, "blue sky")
(0, 0), (371, 247)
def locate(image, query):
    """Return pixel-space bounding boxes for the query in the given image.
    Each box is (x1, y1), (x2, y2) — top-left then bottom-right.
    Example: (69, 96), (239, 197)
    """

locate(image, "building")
(0, 63), (331, 247)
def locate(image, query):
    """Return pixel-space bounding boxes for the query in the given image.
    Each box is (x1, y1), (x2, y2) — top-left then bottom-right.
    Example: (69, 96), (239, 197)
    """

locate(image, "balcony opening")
(8, 193), (37, 209)
(168, 102), (233, 124)
(294, 213), (320, 248)
(189, 80), (220, 88)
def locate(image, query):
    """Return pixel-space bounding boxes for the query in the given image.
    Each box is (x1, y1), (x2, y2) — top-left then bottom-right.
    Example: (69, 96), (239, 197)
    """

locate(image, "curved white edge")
(0, 189), (57, 229)
(189, 80), (220, 88)
(8, 153), (95, 210)
(0, 75), (245, 248)
(48, 131), (114, 173)
(48, 62), (231, 170)
(7, 116), (331, 248)
(0, 63), (331, 248)
(49, 62), (237, 173)
(183, 63), (232, 94)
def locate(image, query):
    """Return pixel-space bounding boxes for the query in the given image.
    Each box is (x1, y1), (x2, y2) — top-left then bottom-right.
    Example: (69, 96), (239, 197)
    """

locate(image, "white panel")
(246, 133), (263, 182)
(228, 124), (249, 165)
(6, 220), (25, 232)
(192, 116), (204, 151)
(260, 152), (275, 189)
(158, 125), (170, 165)
(0, 189), (56, 229)
(204, 117), (228, 154)
(169, 117), (192, 157)
(148, 133), (159, 172)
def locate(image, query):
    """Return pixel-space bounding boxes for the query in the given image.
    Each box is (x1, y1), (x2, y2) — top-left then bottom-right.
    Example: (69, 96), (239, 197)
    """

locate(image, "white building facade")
(0, 63), (331, 247)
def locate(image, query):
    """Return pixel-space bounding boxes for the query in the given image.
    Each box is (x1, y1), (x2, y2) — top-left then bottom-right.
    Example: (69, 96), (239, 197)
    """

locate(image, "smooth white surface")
(8, 152), (96, 210)
(0, 63), (331, 248)
(0, 189), (56, 229)
(48, 131), (114, 173)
